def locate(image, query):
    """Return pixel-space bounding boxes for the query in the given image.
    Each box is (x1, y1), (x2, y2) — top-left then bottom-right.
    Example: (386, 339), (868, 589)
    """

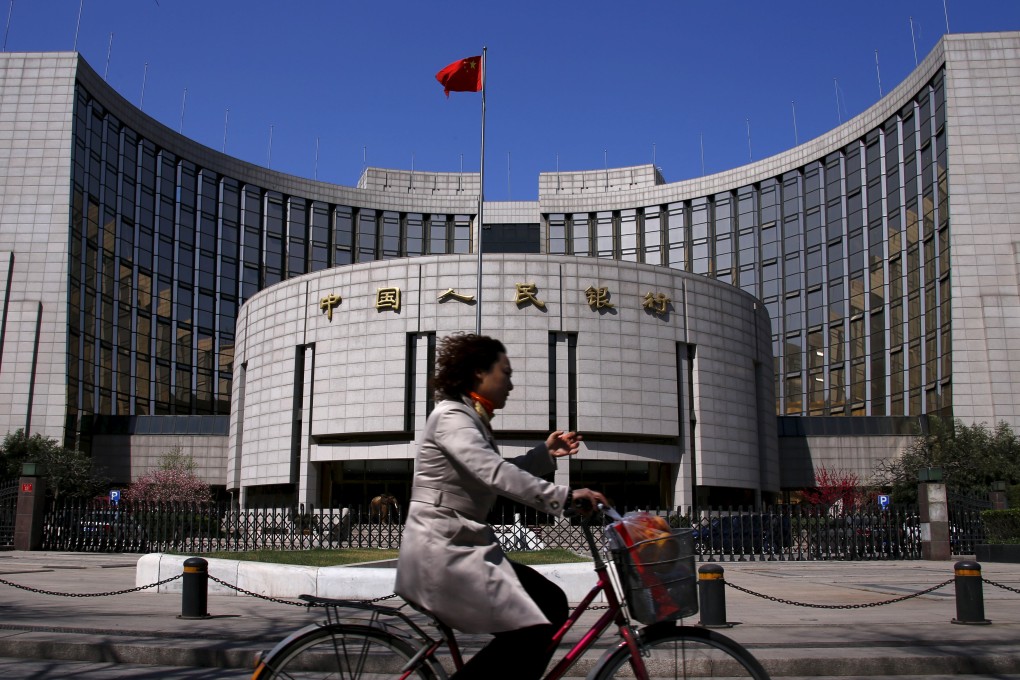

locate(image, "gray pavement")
(0, 551), (1018, 678)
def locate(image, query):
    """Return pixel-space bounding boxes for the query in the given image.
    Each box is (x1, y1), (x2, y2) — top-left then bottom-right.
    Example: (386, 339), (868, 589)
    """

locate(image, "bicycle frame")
(437, 515), (652, 680)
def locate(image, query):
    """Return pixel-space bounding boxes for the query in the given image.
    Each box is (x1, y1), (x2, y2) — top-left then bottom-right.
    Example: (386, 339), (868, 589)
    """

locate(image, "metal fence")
(39, 498), (990, 561)
(0, 480), (18, 549)
(41, 500), (406, 553)
(487, 504), (927, 561)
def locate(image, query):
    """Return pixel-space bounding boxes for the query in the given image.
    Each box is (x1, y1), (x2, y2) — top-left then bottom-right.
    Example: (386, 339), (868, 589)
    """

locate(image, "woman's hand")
(546, 430), (582, 458)
(569, 488), (609, 516)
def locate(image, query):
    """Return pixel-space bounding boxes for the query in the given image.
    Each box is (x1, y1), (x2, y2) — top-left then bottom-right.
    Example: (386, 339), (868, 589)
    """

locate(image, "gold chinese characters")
(584, 285), (615, 309)
(514, 282), (546, 309)
(317, 285), (675, 319)
(319, 293), (342, 321)
(375, 287), (401, 312)
(438, 288), (476, 303)
(643, 291), (671, 316)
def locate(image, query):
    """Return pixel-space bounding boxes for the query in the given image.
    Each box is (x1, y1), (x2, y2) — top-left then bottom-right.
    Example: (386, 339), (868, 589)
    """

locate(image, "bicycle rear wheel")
(253, 623), (443, 680)
(590, 624), (770, 680)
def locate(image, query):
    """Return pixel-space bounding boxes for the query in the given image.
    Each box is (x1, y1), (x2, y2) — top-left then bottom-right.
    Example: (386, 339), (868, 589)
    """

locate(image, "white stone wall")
(943, 32), (1020, 431)
(0, 53), (76, 441)
(231, 254), (776, 506)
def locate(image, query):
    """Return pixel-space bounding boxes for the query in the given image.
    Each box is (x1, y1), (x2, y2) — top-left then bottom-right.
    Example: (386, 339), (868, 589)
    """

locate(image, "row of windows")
(547, 72), (949, 419)
(68, 89), (472, 422)
(66, 69), (949, 432)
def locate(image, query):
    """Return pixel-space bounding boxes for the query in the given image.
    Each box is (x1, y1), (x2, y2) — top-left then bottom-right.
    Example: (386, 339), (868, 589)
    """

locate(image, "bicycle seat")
(297, 594), (399, 613)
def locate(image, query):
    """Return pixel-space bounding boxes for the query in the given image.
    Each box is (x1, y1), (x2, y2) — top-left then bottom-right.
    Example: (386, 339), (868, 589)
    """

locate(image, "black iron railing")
(41, 498), (991, 560)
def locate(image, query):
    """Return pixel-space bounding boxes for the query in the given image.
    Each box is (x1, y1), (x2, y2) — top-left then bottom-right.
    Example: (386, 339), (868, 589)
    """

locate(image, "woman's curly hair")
(433, 333), (506, 398)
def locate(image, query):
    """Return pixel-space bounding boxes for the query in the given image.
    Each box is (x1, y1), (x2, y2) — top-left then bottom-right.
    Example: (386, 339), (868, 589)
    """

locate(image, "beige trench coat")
(394, 397), (570, 633)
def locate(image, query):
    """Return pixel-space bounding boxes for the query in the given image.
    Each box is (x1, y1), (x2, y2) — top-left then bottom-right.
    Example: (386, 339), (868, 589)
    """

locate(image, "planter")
(974, 543), (1020, 563)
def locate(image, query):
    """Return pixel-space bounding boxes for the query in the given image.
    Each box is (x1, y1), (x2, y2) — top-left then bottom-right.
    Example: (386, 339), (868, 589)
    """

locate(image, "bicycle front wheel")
(590, 624), (770, 680)
(253, 623), (444, 680)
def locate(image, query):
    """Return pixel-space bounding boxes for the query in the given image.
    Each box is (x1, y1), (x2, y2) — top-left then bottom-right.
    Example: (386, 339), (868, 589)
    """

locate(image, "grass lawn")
(198, 547), (589, 567)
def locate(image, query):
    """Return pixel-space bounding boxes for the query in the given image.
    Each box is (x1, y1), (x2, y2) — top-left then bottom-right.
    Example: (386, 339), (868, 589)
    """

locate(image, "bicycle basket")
(610, 528), (698, 625)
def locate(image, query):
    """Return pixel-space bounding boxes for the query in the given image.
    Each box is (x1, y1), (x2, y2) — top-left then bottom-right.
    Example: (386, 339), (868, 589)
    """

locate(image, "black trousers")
(451, 561), (569, 680)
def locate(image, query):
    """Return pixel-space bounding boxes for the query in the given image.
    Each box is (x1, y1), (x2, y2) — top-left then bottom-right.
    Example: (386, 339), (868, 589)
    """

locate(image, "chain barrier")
(206, 573), (399, 607)
(0, 573), (182, 598)
(984, 578), (1020, 596)
(723, 577), (954, 609)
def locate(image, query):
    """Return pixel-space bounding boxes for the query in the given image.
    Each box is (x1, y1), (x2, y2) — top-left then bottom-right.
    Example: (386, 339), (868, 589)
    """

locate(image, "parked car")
(78, 508), (148, 552)
(694, 514), (791, 555)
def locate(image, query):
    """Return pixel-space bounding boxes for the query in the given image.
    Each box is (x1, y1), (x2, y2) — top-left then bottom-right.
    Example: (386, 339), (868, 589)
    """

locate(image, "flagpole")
(475, 47), (486, 335)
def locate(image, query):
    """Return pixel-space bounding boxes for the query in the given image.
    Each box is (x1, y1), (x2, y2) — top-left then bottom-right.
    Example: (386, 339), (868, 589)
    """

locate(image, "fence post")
(951, 560), (990, 625)
(14, 463), (47, 551)
(180, 557), (210, 619)
(697, 563), (729, 628)
(917, 471), (951, 560)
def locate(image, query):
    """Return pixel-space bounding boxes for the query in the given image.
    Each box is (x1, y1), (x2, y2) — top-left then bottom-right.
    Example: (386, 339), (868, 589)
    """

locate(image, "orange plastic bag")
(607, 512), (683, 620)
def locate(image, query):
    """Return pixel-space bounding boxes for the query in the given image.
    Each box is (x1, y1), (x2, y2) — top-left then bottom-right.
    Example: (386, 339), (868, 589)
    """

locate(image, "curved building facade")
(230, 255), (775, 508)
(1, 32), (1019, 505)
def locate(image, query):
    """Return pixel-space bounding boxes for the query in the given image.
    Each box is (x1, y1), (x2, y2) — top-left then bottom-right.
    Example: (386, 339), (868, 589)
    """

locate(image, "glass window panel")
(850, 360), (867, 405)
(785, 333), (803, 374)
(642, 207), (661, 265)
(570, 213), (590, 256)
(406, 213), (424, 257)
(335, 206), (353, 252)
(785, 375), (803, 414)
(359, 208), (378, 261)
(548, 213), (566, 255)
(596, 211), (614, 258)
(620, 209), (637, 261)
(828, 322), (844, 364)
(452, 215), (471, 254)
(691, 200), (709, 240)
(382, 211), (401, 259)
(830, 367), (845, 411)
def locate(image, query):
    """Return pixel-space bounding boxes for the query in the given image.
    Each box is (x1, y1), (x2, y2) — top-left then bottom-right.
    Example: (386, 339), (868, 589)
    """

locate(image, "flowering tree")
(802, 466), (864, 513)
(124, 447), (211, 505)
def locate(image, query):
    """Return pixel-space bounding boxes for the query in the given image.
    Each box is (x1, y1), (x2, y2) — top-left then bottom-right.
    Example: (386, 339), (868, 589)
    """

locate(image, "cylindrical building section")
(230, 254), (776, 510)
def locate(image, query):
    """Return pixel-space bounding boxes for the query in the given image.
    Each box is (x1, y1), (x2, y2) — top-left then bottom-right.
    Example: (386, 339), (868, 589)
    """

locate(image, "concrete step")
(2, 630), (1020, 678)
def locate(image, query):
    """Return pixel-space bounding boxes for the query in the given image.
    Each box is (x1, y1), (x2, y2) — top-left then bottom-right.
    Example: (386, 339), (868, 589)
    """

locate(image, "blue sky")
(4, 1), (1020, 199)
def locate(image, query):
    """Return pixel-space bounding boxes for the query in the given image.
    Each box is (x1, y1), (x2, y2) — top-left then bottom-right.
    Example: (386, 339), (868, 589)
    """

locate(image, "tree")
(802, 466), (865, 512)
(874, 417), (1020, 502)
(0, 429), (57, 481)
(124, 448), (211, 504)
(0, 429), (108, 499)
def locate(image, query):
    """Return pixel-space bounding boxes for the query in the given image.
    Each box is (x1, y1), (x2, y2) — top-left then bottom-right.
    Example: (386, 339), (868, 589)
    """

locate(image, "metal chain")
(983, 578), (1020, 595)
(206, 574), (399, 607)
(0, 573), (182, 598)
(723, 577), (954, 609)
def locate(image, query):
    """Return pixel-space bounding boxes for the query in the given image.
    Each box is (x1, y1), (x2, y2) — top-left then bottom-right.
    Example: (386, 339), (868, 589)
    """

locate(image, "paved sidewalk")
(0, 551), (1018, 677)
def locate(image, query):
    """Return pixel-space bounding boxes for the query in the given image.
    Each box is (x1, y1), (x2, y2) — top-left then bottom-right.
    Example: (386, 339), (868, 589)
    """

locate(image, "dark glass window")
(358, 209), (378, 262)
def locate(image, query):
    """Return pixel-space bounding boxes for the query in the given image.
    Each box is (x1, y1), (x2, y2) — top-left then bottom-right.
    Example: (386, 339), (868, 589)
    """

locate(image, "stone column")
(990, 482), (1008, 510)
(918, 478), (951, 560)
(13, 467), (47, 551)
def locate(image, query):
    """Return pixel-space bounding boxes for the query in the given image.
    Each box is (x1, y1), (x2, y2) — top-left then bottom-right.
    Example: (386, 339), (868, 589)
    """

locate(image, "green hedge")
(980, 508), (1020, 544)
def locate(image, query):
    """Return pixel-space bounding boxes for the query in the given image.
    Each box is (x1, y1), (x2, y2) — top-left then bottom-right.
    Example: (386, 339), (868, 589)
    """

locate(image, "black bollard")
(698, 563), (730, 628)
(951, 560), (990, 625)
(180, 557), (210, 619)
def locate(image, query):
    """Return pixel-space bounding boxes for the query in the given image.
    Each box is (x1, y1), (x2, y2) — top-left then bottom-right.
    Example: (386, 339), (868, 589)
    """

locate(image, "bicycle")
(252, 505), (770, 679)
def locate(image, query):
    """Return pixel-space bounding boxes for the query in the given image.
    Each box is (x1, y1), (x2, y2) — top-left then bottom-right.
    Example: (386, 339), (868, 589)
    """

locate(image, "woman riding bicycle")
(395, 333), (607, 679)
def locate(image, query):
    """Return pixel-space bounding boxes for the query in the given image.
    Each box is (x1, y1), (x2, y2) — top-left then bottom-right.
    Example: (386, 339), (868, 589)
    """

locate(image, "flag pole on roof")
(435, 50), (485, 334)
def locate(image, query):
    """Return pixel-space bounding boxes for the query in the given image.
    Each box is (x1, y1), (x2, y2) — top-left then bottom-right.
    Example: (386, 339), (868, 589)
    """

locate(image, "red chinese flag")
(435, 56), (483, 97)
